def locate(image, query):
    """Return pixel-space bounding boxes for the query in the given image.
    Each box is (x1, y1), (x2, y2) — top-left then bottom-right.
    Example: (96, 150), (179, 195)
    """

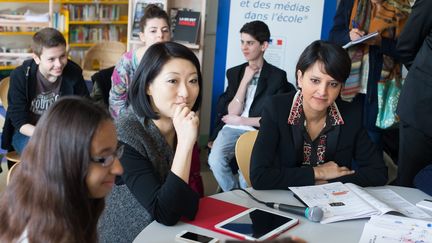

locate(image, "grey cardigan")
(98, 108), (198, 243)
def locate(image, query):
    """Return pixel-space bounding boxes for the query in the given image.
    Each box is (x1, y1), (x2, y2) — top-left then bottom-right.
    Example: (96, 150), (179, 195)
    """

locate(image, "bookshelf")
(127, 0), (206, 65)
(60, 0), (128, 65)
(0, 0), (54, 70)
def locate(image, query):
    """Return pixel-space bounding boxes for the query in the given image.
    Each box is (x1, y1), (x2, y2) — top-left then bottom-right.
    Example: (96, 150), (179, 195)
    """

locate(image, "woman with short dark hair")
(250, 40), (388, 189)
(99, 41), (202, 242)
(0, 97), (123, 243)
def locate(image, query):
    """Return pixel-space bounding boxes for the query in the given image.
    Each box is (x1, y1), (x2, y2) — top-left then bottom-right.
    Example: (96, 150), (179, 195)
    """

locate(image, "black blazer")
(397, 0), (432, 137)
(250, 92), (388, 189)
(209, 61), (294, 141)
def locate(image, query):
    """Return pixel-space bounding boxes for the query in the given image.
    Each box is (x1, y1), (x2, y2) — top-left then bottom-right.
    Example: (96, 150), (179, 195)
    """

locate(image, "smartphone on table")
(175, 230), (219, 243)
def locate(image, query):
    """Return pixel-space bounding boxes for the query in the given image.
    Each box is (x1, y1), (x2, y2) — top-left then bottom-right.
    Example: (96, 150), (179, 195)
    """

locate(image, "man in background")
(208, 20), (294, 191)
(396, 0), (432, 187)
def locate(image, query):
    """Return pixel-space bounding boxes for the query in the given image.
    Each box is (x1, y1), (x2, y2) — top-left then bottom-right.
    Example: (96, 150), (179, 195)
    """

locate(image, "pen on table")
(352, 20), (359, 29)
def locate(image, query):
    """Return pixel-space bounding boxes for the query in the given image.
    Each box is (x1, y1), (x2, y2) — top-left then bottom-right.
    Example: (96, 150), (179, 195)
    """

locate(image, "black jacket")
(1, 59), (89, 150)
(90, 66), (114, 106)
(396, 0), (432, 137)
(209, 60), (294, 141)
(250, 92), (388, 189)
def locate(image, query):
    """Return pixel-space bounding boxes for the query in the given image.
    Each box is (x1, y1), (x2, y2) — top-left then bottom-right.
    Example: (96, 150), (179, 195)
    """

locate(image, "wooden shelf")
(69, 20), (127, 25)
(0, 0), (49, 3)
(0, 53), (32, 58)
(69, 43), (95, 47)
(128, 39), (141, 45)
(59, 0), (128, 4)
(129, 40), (200, 50)
(0, 53), (32, 70)
(0, 0), (127, 2)
(0, 65), (17, 71)
(0, 0), (53, 70)
(178, 42), (200, 50)
(59, 0), (128, 65)
(0, 32), (37, 35)
(0, 21), (50, 28)
(69, 40), (126, 48)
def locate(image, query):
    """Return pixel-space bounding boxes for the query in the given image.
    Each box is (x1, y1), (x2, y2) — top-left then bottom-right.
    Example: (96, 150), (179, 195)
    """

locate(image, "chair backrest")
(235, 130), (259, 187)
(0, 76), (10, 110)
(6, 162), (20, 185)
(82, 41), (126, 71)
(81, 41), (126, 81)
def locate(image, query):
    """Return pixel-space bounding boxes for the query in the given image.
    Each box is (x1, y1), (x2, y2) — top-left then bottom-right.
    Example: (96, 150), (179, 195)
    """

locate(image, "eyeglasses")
(91, 145), (124, 167)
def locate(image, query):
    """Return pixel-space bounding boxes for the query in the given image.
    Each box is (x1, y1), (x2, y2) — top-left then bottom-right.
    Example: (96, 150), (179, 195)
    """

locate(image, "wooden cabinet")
(0, 0), (54, 70)
(127, 0), (206, 64)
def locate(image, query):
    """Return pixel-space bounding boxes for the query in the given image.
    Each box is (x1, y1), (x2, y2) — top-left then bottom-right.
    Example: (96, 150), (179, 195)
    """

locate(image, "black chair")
(90, 66), (115, 106)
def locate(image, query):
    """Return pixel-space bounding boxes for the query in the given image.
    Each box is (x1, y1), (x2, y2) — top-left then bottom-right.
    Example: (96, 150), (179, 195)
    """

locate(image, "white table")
(133, 186), (432, 243)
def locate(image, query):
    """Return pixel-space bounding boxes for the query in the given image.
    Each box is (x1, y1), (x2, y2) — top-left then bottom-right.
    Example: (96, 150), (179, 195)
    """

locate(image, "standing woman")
(250, 40), (388, 189)
(99, 41), (202, 242)
(109, 4), (171, 118)
(0, 97), (123, 243)
(328, 0), (410, 146)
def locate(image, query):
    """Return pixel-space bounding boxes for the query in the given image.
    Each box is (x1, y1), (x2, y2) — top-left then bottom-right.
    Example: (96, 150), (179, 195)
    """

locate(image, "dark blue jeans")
(12, 131), (30, 155)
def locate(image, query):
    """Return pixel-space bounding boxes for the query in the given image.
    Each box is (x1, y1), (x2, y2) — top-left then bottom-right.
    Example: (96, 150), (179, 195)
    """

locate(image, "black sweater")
(116, 110), (199, 226)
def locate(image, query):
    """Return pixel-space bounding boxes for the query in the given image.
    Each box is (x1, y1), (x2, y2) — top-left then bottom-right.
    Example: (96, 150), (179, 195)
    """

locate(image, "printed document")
(343, 31), (379, 49)
(289, 182), (431, 224)
(359, 214), (432, 243)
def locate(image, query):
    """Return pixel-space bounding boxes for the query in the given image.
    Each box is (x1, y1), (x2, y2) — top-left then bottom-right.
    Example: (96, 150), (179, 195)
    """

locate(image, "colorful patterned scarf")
(342, 0), (411, 101)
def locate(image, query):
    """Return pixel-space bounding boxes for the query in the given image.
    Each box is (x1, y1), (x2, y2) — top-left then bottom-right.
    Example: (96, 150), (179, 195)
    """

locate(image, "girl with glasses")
(0, 97), (123, 242)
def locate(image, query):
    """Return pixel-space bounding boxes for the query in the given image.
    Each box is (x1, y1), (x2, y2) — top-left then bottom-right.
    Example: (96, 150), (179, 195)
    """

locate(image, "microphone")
(266, 202), (324, 222)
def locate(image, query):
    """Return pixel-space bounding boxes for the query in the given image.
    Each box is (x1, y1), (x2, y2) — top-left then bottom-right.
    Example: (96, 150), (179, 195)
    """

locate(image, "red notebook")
(182, 197), (248, 239)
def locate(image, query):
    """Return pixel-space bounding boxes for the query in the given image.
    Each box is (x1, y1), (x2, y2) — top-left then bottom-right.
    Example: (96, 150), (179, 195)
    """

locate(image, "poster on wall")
(225, 0), (326, 87)
(211, 0), (337, 129)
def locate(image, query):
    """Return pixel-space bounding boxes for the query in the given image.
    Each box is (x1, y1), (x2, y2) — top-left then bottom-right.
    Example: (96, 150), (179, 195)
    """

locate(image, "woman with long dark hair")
(0, 97), (123, 242)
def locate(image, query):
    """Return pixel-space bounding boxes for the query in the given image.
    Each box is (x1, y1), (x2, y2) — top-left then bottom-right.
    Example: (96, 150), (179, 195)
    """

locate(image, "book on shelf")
(169, 8), (179, 37)
(70, 25), (125, 43)
(67, 4), (120, 21)
(52, 12), (65, 32)
(69, 49), (85, 66)
(131, 0), (165, 40)
(172, 10), (201, 44)
(342, 31), (379, 49)
(358, 214), (432, 243)
(289, 182), (431, 224)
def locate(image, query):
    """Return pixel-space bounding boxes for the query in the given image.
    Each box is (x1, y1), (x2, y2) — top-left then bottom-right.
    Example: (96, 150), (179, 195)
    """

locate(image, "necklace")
(304, 119), (326, 132)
